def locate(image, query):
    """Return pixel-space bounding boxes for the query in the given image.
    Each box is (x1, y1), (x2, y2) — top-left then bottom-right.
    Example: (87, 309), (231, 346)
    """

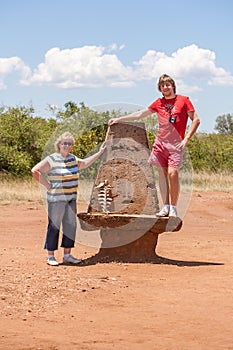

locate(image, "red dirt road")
(0, 191), (233, 350)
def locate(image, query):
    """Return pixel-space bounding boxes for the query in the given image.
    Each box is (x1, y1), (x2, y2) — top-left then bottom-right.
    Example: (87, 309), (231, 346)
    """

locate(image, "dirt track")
(0, 191), (233, 350)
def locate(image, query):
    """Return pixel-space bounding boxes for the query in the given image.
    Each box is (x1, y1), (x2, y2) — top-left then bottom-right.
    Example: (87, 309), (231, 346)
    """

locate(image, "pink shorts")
(148, 138), (184, 169)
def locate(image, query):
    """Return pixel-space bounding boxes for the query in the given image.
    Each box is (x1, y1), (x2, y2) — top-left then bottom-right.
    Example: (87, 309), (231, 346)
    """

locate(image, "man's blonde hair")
(54, 132), (75, 152)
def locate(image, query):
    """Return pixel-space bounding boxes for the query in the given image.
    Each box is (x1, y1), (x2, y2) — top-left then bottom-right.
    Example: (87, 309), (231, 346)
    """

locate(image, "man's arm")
(180, 111), (200, 148)
(108, 108), (153, 125)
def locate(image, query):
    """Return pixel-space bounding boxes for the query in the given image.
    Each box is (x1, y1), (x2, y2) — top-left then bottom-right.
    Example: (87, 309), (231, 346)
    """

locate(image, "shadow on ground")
(77, 254), (224, 267)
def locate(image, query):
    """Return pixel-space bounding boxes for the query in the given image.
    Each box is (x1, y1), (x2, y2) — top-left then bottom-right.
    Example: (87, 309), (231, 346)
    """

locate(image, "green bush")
(188, 134), (233, 172)
(0, 103), (233, 177)
(0, 105), (57, 175)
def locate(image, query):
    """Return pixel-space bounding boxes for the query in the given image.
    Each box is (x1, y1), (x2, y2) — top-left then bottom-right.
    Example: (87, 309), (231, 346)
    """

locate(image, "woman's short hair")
(157, 74), (176, 94)
(54, 132), (75, 152)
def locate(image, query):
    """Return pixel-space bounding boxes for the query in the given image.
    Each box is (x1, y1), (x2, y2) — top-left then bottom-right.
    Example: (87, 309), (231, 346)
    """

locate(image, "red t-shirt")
(148, 95), (195, 142)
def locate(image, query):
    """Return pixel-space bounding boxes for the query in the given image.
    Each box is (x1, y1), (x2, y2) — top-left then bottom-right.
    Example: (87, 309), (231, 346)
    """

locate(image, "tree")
(214, 114), (233, 134)
(0, 105), (56, 176)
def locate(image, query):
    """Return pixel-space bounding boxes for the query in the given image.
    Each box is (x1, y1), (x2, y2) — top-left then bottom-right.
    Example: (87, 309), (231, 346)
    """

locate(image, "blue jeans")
(44, 200), (77, 251)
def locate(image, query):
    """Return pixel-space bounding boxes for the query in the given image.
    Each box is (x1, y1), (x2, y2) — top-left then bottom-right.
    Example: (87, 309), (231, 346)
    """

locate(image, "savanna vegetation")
(0, 102), (232, 199)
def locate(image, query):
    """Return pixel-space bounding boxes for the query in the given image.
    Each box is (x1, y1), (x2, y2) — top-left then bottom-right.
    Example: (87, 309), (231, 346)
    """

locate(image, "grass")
(193, 171), (233, 192)
(0, 177), (43, 204)
(0, 172), (232, 204)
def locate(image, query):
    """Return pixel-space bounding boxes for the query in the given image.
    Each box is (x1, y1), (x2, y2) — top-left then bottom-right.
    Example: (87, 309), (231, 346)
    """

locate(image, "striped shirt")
(46, 153), (79, 202)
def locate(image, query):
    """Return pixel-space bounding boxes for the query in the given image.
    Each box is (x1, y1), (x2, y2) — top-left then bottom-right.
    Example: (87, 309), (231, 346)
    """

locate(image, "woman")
(32, 132), (106, 266)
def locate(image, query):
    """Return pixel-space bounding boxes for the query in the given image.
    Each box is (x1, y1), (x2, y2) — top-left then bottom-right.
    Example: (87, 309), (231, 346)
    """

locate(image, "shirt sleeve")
(148, 99), (159, 112)
(45, 155), (53, 168)
(185, 97), (195, 112)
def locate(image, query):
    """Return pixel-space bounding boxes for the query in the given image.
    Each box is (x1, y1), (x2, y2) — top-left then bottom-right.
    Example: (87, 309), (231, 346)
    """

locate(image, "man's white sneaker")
(63, 255), (82, 265)
(47, 256), (59, 266)
(156, 206), (169, 217)
(169, 207), (177, 217)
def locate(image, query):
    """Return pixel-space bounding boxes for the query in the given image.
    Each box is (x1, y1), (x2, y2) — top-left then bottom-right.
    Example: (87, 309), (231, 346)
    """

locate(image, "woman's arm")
(78, 142), (106, 170)
(31, 159), (52, 190)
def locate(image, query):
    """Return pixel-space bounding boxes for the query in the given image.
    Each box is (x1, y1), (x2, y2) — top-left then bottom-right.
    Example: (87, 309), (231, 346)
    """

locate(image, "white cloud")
(0, 57), (30, 89)
(133, 44), (233, 87)
(107, 43), (125, 52)
(1, 44), (233, 91)
(207, 66), (233, 86)
(20, 46), (133, 88)
(174, 79), (202, 94)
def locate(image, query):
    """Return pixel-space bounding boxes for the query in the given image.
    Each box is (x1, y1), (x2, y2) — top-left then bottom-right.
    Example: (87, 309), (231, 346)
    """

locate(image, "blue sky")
(1, 0), (233, 132)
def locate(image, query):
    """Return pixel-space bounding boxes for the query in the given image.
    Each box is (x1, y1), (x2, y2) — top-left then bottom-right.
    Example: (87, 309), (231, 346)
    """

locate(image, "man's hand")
(108, 118), (121, 126)
(176, 137), (189, 149)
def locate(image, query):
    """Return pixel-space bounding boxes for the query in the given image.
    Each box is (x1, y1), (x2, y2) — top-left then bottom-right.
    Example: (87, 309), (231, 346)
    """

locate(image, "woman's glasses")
(61, 142), (73, 146)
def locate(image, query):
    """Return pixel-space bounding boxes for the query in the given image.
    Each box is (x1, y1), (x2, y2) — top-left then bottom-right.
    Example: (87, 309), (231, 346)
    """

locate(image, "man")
(108, 74), (200, 218)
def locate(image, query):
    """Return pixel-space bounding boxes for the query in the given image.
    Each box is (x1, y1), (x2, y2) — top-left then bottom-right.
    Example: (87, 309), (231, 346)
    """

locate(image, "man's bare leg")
(157, 167), (169, 205)
(168, 167), (179, 206)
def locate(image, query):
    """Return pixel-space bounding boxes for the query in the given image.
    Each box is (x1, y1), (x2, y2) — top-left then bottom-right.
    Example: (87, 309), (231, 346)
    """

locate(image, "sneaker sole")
(47, 262), (59, 266)
(63, 261), (82, 265)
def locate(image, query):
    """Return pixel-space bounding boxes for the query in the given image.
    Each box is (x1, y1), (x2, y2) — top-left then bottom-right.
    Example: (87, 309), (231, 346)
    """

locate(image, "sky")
(1, 0), (233, 133)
